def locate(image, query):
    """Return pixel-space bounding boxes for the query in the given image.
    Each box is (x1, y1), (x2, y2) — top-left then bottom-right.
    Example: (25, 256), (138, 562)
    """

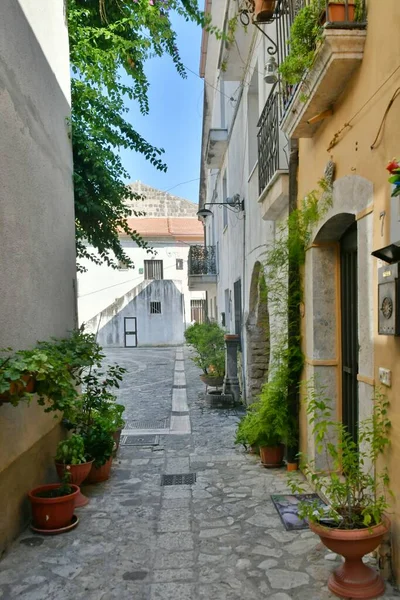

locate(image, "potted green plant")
(28, 472), (79, 533)
(184, 322), (225, 387)
(83, 424), (115, 483)
(55, 434), (94, 507)
(290, 384), (391, 599)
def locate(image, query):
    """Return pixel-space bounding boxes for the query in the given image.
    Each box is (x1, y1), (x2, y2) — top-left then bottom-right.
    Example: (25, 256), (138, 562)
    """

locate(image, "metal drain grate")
(121, 435), (160, 446)
(161, 473), (196, 486)
(126, 418), (168, 430)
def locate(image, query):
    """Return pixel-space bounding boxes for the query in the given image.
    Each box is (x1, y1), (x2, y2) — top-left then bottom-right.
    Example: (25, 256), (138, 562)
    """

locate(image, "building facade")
(0, 0), (76, 551)
(197, 0), (400, 582)
(78, 183), (205, 346)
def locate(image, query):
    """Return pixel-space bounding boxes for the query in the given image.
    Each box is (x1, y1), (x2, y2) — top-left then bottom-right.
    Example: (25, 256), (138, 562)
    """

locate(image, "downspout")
(287, 138), (300, 464)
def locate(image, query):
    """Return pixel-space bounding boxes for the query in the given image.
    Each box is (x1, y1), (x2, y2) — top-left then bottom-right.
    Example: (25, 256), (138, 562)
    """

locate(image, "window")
(150, 302), (162, 314)
(144, 260), (163, 280)
(117, 259), (130, 270)
(176, 258), (183, 270)
(222, 173), (228, 229)
(234, 279), (242, 337)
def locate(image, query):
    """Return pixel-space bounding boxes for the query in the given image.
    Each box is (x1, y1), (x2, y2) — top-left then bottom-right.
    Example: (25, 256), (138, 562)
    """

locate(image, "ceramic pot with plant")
(28, 477), (79, 532)
(55, 434), (93, 507)
(236, 362), (293, 468)
(184, 322), (225, 386)
(83, 424), (115, 483)
(290, 384), (391, 599)
(254, 0), (276, 23)
(326, 0), (356, 23)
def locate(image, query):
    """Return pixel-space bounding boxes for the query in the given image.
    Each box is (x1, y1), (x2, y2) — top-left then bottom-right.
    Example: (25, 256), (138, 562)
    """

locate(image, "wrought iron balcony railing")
(257, 86), (288, 194)
(188, 246), (217, 276)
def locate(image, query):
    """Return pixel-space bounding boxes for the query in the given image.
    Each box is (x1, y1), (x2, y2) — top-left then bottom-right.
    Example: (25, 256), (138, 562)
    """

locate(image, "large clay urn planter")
(259, 444), (284, 468)
(199, 374), (224, 387)
(326, 1), (355, 23)
(309, 517), (390, 599)
(86, 457), (113, 484)
(28, 483), (79, 530)
(55, 461), (94, 507)
(254, 0), (276, 22)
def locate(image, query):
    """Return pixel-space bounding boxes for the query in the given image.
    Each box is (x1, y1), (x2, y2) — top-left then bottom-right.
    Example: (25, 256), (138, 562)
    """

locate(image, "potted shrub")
(28, 474), (79, 533)
(55, 434), (94, 507)
(184, 322), (225, 387)
(83, 424), (115, 483)
(290, 385), (391, 599)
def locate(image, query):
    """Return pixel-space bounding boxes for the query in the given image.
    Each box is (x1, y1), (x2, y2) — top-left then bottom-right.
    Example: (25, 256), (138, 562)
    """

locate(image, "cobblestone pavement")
(0, 347), (399, 600)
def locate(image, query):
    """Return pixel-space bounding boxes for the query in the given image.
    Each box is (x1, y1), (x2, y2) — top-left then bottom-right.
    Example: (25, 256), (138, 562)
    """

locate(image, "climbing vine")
(236, 178), (333, 450)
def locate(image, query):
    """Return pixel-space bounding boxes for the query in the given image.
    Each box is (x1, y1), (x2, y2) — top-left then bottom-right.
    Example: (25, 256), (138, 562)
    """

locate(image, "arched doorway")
(340, 222), (358, 445)
(246, 262), (270, 403)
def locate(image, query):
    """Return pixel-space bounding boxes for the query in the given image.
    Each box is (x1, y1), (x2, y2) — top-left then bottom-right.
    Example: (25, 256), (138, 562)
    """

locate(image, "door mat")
(271, 493), (327, 531)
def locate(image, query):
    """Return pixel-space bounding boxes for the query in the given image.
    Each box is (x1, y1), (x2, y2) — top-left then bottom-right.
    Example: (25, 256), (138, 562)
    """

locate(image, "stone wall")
(127, 182), (198, 217)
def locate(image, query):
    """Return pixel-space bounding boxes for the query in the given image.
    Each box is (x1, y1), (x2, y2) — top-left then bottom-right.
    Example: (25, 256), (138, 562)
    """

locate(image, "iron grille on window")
(176, 258), (183, 270)
(144, 260), (163, 280)
(190, 299), (206, 323)
(188, 246), (217, 276)
(150, 302), (162, 314)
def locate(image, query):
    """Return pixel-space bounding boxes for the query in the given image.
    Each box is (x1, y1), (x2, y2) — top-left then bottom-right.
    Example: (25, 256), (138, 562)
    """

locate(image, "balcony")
(206, 129), (228, 169)
(277, 0), (367, 139)
(188, 245), (217, 291)
(257, 88), (289, 220)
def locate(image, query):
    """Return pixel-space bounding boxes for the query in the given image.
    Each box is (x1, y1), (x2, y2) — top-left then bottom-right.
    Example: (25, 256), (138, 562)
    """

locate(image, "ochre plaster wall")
(297, 0), (400, 580)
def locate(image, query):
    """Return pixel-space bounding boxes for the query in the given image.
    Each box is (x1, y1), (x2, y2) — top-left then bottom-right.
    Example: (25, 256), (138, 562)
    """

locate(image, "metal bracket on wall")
(253, 23), (278, 55)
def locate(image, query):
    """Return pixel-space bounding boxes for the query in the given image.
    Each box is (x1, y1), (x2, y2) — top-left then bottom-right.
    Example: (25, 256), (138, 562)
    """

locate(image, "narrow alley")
(0, 348), (398, 600)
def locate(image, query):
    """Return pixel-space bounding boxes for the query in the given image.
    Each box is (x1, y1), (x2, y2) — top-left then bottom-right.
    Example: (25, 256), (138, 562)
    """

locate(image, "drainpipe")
(287, 138), (300, 464)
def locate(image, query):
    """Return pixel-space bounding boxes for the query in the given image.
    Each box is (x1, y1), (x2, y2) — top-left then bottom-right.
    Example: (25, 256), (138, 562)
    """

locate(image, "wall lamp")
(197, 194), (245, 219)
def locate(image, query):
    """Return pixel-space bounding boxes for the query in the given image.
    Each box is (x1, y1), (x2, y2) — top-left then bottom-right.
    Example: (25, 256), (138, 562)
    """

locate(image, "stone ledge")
(280, 29), (367, 139)
(259, 171), (289, 221)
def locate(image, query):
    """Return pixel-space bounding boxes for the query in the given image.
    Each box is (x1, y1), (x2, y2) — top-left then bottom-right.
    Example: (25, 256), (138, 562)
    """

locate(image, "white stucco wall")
(78, 240), (204, 328)
(0, 0), (75, 492)
(86, 280), (186, 347)
(201, 9), (285, 400)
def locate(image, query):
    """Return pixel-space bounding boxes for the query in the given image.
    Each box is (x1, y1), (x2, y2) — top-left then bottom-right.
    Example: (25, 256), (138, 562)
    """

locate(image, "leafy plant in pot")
(184, 322), (225, 387)
(236, 363), (293, 467)
(55, 434), (93, 507)
(290, 384), (391, 599)
(83, 423), (115, 483)
(28, 471), (79, 533)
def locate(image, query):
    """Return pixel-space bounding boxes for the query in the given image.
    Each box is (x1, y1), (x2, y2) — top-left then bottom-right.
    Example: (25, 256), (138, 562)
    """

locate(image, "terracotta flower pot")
(326, 1), (355, 23)
(254, 0), (276, 22)
(309, 517), (390, 599)
(259, 444), (284, 468)
(55, 461), (94, 507)
(286, 462), (298, 472)
(28, 483), (79, 530)
(86, 457), (113, 484)
(199, 374), (224, 387)
(0, 374), (35, 402)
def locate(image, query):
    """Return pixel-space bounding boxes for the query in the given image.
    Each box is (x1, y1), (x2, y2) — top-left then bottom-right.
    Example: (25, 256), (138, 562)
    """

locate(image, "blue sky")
(119, 12), (203, 205)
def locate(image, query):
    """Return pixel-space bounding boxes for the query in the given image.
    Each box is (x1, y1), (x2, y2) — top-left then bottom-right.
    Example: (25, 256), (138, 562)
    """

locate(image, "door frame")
(124, 317), (137, 348)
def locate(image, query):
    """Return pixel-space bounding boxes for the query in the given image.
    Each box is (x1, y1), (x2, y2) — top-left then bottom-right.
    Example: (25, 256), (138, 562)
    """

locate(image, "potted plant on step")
(28, 472), (79, 533)
(290, 384), (391, 599)
(184, 322), (225, 387)
(325, 0), (356, 23)
(55, 434), (94, 507)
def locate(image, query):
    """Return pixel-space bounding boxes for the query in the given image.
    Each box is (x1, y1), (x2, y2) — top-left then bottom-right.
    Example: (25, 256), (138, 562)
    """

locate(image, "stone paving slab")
(0, 346), (399, 599)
